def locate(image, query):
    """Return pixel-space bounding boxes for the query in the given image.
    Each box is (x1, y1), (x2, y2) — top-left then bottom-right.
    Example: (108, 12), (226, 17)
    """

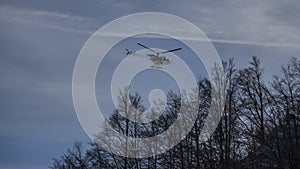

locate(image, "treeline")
(51, 56), (300, 169)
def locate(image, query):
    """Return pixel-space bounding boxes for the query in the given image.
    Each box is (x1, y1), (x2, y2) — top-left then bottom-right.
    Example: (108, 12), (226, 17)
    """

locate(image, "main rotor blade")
(160, 48), (182, 54)
(137, 43), (157, 54)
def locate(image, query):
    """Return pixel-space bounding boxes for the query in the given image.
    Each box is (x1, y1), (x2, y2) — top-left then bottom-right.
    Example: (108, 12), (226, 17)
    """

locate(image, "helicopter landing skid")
(151, 65), (165, 69)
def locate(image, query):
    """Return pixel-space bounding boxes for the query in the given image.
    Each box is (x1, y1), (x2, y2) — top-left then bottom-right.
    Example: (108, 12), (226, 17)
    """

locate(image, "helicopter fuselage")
(147, 54), (171, 68)
(126, 43), (181, 69)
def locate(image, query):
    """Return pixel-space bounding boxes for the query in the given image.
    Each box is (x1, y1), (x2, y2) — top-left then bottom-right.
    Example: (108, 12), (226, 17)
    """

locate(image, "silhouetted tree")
(51, 57), (300, 169)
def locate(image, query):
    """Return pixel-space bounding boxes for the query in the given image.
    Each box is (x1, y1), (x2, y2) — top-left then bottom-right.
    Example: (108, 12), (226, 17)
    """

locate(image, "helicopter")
(126, 43), (182, 68)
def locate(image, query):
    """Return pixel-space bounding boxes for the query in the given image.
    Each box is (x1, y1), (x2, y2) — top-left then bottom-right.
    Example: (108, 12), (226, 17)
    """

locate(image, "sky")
(0, 0), (300, 168)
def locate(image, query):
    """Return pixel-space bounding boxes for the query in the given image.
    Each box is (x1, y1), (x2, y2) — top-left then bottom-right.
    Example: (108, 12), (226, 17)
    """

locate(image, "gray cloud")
(0, 5), (96, 34)
(158, 0), (300, 47)
(1, 1), (300, 47)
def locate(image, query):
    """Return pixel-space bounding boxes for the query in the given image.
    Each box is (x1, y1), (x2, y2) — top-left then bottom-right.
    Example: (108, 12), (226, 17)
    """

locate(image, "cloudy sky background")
(1, 0), (300, 168)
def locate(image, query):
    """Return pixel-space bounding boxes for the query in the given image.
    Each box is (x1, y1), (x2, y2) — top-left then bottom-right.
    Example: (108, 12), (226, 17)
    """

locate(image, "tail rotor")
(125, 49), (130, 55)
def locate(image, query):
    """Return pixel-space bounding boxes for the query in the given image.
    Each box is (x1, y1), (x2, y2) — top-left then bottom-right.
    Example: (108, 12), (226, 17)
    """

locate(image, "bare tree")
(51, 57), (300, 169)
